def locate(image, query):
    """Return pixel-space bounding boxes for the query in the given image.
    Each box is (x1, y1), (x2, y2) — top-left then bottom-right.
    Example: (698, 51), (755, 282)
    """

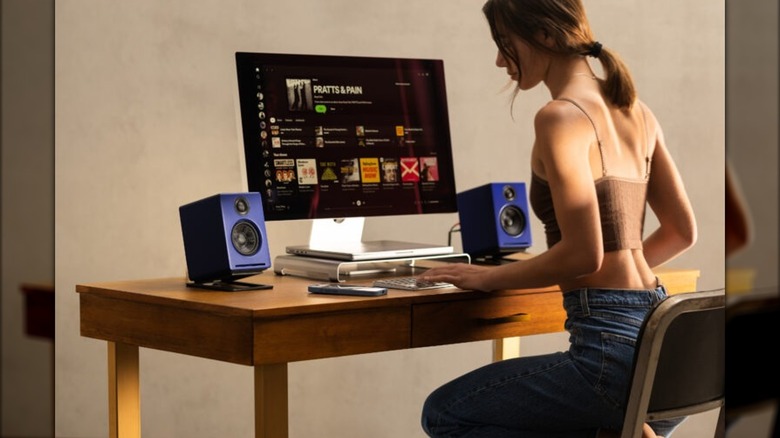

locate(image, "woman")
(418, 0), (696, 436)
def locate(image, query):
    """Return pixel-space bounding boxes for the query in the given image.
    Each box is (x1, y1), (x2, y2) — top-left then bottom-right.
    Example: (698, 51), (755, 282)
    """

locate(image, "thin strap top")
(557, 97), (608, 177)
(528, 98), (652, 251)
(556, 97), (651, 180)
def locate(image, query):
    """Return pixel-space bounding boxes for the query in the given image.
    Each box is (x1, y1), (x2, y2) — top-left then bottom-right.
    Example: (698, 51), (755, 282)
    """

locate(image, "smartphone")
(308, 283), (388, 297)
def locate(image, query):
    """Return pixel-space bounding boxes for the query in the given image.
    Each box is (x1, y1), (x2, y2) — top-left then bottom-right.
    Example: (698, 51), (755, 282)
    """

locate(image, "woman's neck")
(543, 57), (597, 99)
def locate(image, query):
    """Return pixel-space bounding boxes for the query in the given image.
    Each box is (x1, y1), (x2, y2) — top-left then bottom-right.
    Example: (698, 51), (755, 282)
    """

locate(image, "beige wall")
(54, 1), (724, 437)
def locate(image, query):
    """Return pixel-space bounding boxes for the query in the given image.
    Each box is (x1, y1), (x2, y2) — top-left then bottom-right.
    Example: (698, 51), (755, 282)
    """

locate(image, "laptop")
(285, 240), (454, 261)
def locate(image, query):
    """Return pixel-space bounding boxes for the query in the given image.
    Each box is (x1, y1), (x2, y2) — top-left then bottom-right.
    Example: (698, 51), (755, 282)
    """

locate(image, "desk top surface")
(76, 267), (699, 318)
(76, 272), (560, 317)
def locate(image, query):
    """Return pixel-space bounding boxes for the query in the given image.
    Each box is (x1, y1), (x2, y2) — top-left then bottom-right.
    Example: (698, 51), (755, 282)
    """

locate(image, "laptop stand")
(273, 253), (471, 282)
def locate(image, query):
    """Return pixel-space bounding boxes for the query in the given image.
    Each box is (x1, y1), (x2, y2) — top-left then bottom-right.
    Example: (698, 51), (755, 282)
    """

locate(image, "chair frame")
(620, 289), (726, 438)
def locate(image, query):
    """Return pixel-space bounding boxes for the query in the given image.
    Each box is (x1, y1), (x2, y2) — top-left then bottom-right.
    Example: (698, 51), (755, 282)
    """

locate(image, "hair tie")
(587, 41), (602, 58)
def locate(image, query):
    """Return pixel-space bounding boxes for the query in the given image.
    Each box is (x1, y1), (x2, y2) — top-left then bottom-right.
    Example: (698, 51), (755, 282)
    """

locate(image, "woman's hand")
(418, 263), (495, 292)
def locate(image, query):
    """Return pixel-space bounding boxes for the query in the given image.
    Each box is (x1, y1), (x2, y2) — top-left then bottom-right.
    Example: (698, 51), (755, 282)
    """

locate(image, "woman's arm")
(420, 101), (603, 291)
(642, 123), (697, 268)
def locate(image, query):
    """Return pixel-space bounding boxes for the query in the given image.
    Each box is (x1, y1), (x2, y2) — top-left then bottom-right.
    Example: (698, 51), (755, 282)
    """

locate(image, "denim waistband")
(562, 283), (668, 314)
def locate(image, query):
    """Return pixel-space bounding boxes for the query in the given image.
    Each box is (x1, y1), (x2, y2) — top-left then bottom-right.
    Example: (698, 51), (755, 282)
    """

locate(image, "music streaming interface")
(246, 61), (453, 218)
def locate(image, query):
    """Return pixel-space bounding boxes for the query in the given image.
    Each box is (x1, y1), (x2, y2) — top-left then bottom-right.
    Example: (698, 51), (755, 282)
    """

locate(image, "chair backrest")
(620, 289), (726, 438)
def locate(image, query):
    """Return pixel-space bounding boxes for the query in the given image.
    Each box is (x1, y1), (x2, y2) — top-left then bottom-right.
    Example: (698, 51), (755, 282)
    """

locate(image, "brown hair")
(483, 0), (636, 109)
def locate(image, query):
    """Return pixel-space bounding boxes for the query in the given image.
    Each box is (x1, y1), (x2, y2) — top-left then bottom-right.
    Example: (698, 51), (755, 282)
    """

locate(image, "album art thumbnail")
(296, 158), (318, 185)
(340, 158), (361, 183)
(419, 156), (439, 182)
(380, 158), (399, 183)
(359, 157), (380, 183)
(274, 168), (297, 183)
(400, 157), (420, 182)
(319, 161), (339, 182)
(286, 78), (314, 111)
(273, 158), (296, 183)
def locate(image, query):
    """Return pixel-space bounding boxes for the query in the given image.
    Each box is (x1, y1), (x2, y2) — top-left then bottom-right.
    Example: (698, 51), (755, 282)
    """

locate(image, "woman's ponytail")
(587, 42), (636, 110)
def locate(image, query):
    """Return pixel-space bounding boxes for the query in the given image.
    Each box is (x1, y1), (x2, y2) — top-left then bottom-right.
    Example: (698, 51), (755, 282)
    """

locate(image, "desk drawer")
(412, 292), (565, 348)
(254, 306), (410, 364)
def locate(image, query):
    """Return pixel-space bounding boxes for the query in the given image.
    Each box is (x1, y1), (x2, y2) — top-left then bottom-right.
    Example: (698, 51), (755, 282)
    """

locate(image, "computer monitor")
(234, 52), (458, 251)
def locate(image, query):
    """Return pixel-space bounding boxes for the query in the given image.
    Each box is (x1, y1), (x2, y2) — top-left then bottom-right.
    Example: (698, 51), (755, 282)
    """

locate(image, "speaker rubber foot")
(186, 280), (273, 292)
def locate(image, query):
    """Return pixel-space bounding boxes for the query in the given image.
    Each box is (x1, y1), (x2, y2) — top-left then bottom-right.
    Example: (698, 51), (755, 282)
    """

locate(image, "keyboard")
(372, 277), (454, 291)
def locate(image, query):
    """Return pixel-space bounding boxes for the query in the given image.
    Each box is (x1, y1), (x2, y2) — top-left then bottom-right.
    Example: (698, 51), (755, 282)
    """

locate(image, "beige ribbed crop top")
(529, 98), (650, 252)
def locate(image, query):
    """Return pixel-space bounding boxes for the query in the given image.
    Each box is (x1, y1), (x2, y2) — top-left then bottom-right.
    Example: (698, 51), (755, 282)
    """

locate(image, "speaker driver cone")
(231, 220), (261, 256)
(499, 205), (526, 237)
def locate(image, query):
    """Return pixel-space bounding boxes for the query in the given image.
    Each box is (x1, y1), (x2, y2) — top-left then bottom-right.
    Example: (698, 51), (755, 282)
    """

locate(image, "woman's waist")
(558, 249), (656, 292)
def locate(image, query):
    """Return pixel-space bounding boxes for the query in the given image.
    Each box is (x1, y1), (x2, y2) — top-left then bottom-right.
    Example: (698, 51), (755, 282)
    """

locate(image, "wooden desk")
(77, 267), (698, 438)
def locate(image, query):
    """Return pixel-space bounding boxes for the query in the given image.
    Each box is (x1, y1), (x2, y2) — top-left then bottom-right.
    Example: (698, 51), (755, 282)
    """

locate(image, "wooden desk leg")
(492, 337), (521, 362)
(108, 342), (140, 438)
(254, 363), (289, 438)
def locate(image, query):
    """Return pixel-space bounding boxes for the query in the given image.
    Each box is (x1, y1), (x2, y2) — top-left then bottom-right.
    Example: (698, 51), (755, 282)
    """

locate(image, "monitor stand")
(309, 217), (365, 248)
(302, 217), (452, 258)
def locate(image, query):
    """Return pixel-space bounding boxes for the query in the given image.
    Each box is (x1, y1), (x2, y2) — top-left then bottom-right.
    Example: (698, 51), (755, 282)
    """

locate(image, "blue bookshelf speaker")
(179, 193), (272, 291)
(457, 182), (532, 259)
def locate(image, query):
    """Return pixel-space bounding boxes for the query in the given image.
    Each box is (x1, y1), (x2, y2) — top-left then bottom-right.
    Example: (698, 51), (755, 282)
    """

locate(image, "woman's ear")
(537, 29), (556, 49)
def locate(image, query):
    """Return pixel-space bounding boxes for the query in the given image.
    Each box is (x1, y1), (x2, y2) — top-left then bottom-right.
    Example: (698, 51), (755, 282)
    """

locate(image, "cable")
(447, 222), (460, 247)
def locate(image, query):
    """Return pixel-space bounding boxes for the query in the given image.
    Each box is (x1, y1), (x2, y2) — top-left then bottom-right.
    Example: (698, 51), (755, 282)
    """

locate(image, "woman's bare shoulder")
(534, 99), (597, 149)
(536, 99), (584, 122)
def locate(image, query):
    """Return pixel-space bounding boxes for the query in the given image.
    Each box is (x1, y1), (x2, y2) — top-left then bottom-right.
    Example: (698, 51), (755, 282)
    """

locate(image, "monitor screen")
(235, 52), (458, 222)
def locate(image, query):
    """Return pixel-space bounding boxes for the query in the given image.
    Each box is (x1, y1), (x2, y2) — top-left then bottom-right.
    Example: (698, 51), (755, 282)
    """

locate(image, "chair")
(620, 289), (726, 438)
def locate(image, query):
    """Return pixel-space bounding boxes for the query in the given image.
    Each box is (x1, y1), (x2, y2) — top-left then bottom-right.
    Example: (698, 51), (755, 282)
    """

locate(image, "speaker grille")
(231, 220), (261, 256)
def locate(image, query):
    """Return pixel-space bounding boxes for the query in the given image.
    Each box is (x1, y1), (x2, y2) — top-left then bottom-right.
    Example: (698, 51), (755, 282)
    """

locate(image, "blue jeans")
(421, 285), (684, 437)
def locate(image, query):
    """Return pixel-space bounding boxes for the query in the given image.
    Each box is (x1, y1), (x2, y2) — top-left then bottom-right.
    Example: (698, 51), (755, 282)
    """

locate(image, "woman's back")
(530, 89), (661, 291)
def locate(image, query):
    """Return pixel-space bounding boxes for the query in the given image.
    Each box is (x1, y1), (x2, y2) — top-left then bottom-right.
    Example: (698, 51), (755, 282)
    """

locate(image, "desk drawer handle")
(479, 313), (530, 324)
